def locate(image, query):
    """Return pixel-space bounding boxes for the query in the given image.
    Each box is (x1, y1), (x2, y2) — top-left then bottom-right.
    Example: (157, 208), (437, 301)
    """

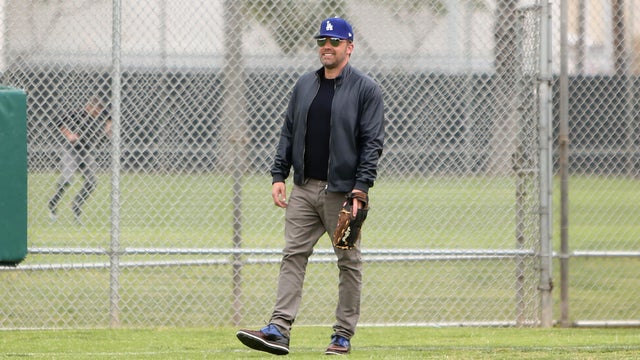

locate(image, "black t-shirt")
(304, 75), (335, 180)
(56, 110), (109, 150)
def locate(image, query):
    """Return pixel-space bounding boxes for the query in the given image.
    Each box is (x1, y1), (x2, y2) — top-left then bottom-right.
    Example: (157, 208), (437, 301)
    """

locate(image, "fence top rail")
(1, 253), (532, 272)
(27, 248), (640, 258)
(27, 247), (536, 256)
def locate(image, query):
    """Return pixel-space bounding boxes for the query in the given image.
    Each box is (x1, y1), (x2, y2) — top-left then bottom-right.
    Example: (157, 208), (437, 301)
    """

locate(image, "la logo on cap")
(325, 21), (334, 31)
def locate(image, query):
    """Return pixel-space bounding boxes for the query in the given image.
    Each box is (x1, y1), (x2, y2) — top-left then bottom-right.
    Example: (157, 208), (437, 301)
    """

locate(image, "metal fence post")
(222, 0), (247, 327)
(109, 0), (123, 328)
(538, 0), (554, 328)
(559, 0), (571, 328)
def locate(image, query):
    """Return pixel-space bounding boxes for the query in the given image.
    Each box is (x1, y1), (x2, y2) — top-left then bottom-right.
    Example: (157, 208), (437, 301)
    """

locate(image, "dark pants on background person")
(269, 178), (362, 340)
(48, 144), (98, 220)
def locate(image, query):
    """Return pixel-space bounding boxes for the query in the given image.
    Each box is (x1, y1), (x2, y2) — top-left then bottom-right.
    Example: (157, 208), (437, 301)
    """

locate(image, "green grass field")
(1, 327), (639, 359)
(3, 173), (638, 337)
(27, 172), (640, 248)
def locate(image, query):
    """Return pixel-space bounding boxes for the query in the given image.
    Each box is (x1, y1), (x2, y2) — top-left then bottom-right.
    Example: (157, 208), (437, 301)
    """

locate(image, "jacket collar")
(315, 63), (352, 86)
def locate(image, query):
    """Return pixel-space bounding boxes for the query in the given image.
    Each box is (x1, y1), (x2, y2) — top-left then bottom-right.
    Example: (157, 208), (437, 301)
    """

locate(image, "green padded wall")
(0, 86), (27, 265)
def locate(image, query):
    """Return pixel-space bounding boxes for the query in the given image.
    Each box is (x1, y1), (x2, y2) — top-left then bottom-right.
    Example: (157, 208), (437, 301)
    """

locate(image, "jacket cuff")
(354, 181), (370, 193)
(272, 174), (286, 184)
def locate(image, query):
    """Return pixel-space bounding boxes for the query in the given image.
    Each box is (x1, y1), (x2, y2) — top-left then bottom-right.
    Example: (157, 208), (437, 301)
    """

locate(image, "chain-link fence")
(0, 0), (637, 329)
(552, 0), (640, 327)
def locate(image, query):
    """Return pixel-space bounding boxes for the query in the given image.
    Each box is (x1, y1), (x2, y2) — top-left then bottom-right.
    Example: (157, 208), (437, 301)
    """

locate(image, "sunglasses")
(316, 37), (345, 47)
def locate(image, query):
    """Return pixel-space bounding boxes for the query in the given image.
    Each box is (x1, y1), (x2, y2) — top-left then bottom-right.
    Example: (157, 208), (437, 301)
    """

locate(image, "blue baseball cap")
(314, 17), (354, 41)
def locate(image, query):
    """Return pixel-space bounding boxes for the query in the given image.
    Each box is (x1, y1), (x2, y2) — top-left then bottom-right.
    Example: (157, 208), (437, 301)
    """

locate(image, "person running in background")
(48, 96), (112, 224)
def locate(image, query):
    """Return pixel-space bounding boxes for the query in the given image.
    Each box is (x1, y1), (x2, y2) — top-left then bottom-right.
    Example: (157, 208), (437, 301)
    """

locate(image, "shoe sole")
(236, 330), (289, 355)
(325, 349), (349, 355)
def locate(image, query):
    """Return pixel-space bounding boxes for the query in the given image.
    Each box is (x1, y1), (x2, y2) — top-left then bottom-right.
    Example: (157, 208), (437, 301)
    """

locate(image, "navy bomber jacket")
(271, 63), (385, 193)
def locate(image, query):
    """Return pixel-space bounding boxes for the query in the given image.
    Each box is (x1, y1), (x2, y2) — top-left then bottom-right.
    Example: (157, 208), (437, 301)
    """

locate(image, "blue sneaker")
(236, 324), (290, 355)
(325, 334), (350, 355)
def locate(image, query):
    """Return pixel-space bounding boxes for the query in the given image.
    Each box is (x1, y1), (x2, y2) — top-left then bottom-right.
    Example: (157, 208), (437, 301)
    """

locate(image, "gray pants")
(48, 144), (98, 216)
(270, 179), (362, 340)
(59, 145), (97, 185)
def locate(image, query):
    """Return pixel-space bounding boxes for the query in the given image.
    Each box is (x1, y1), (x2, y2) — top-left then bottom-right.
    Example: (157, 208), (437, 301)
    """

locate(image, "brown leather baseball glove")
(332, 192), (369, 250)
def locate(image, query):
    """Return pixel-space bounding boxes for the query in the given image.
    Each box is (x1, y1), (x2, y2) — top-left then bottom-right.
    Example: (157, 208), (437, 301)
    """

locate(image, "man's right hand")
(271, 182), (287, 208)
